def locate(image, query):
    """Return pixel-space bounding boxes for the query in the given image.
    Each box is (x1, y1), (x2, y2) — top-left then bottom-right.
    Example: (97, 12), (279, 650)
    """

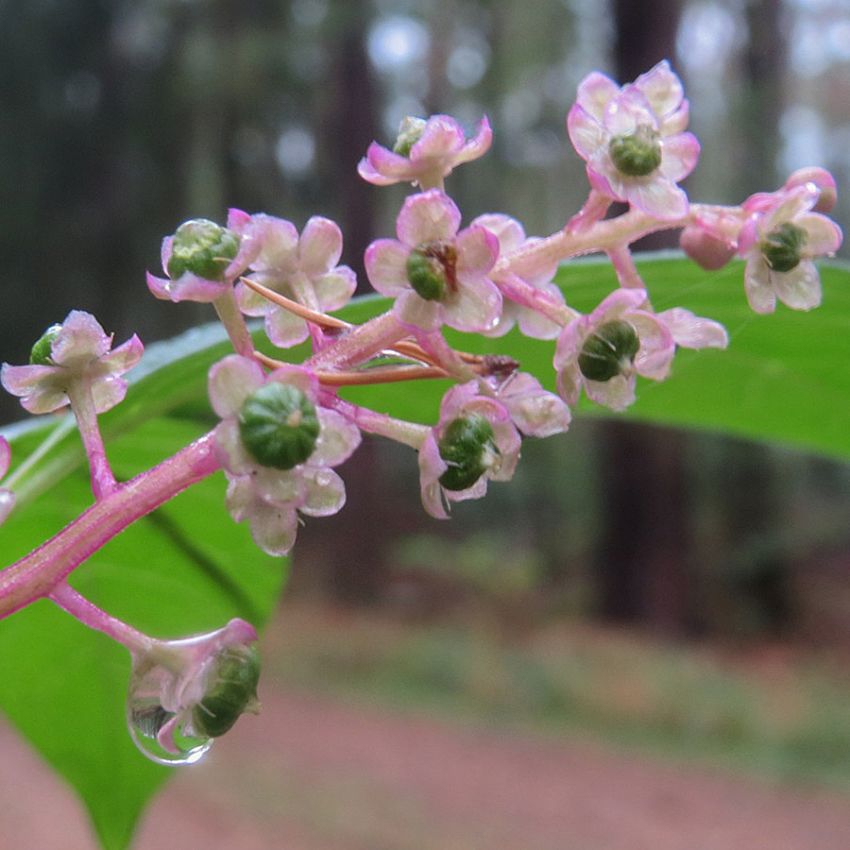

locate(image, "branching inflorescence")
(0, 61), (842, 765)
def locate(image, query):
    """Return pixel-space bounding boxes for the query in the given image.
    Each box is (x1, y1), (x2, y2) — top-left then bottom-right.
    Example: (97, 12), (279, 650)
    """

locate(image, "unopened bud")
(167, 219), (240, 282)
(239, 382), (320, 470)
(29, 324), (62, 365)
(609, 126), (662, 177)
(578, 320), (640, 382)
(761, 222), (805, 273)
(393, 116), (427, 157)
(438, 414), (497, 491)
(680, 225), (735, 271)
(784, 167), (837, 213)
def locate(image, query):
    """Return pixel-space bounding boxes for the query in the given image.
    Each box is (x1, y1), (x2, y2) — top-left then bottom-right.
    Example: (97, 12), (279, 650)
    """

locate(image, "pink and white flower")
(418, 382), (521, 519)
(567, 61), (699, 219)
(1, 311), (143, 415)
(230, 212), (356, 348)
(484, 372), (572, 438)
(358, 114), (492, 189)
(738, 184), (842, 314)
(147, 212), (260, 304)
(471, 214), (565, 339)
(365, 190), (502, 333)
(554, 289), (674, 411)
(209, 355), (360, 556)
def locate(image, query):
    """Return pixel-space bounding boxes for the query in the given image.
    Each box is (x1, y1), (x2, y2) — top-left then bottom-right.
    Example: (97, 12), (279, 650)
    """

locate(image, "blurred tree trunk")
(593, 0), (693, 635)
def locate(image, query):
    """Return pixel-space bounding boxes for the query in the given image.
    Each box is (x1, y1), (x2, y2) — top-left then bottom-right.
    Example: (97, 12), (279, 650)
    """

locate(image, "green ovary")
(761, 222), (806, 273)
(609, 125), (662, 177)
(238, 383), (320, 470)
(578, 320), (640, 382)
(438, 414), (497, 491)
(167, 219), (240, 281)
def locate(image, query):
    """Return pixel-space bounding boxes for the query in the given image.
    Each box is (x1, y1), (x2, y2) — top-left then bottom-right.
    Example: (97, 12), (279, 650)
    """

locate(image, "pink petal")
(556, 362), (582, 408)
(586, 374), (636, 411)
(661, 100), (690, 136)
(215, 419), (255, 475)
(299, 217), (343, 276)
(396, 190), (461, 246)
(146, 271), (229, 304)
(576, 71), (620, 121)
(299, 467), (346, 517)
(91, 375), (130, 414)
(773, 261), (822, 311)
(517, 306), (562, 341)
(632, 60), (684, 120)
(226, 208), (252, 234)
(443, 276), (502, 333)
(250, 215), (299, 273)
(744, 255), (777, 314)
(394, 290), (443, 332)
(360, 143), (417, 182)
(208, 354), (266, 418)
(453, 116), (493, 164)
(235, 279), (273, 316)
(254, 468), (302, 504)
(658, 308), (729, 349)
(455, 226), (499, 280)
(99, 334), (144, 377)
(266, 308), (310, 349)
(470, 213), (525, 253)
(603, 90), (655, 137)
(798, 213), (843, 256)
(591, 287), (648, 323)
(567, 104), (606, 160)
(418, 433), (450, 520)
(314, 408), (362, 467)
(1, 363), (57, 400)
(249, 499), (299, 556)
(314, 267), (357, 311)
(659, 133), (700, 183)
(51, 311), (111, 365)
(365, 240), (410, 296)
(410, 115), (465, 162)
(625, 178), (688, 220)
(266, 365), (319, 400)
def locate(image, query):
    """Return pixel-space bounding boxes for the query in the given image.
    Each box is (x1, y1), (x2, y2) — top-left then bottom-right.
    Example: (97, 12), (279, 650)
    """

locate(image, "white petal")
(299, 467), (346, 517)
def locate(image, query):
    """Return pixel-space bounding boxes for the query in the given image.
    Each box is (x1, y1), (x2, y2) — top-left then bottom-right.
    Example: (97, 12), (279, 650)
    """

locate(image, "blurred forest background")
(4, 0), (850, 813)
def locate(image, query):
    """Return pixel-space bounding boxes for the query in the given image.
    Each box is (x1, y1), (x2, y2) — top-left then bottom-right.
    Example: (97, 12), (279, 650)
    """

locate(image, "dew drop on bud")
(127, 654), (213, 766)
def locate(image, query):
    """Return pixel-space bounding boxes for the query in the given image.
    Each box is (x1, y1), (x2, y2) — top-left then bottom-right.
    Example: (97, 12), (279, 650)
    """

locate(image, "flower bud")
(438, 414), (497, 491)
(392, 116), (427, 157)
(609, 126), (662, 177)
(784, 167), (837, 213)
(578, 320), (640, 382)
(166, 219), (241, 281)
(679, 225), (735, 270)
(28, 324), (62, 365)
(193, 643), (260, 738)
(761, 222), (805, 273)
(239, 382), (320, 470)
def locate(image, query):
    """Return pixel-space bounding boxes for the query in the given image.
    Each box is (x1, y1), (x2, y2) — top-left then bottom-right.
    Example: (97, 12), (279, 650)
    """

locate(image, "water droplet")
(127, 653), (212, 766)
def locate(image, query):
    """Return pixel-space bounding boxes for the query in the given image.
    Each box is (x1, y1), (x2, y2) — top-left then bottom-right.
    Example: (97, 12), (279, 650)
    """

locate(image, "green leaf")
(337, 256), (850, 461)
(0, 253), (847, 849)
(0, 413), (284, 849)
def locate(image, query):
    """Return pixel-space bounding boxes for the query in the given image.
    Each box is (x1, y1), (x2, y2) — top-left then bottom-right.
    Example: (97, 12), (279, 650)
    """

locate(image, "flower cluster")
(0, 58), (842, 769)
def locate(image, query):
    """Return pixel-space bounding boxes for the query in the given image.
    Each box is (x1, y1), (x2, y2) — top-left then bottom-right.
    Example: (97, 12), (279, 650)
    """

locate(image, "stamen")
(239, 277), (351, 330)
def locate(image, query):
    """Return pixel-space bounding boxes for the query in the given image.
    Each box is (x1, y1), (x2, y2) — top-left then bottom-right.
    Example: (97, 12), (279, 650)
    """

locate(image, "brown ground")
(4, 686), (850, 850)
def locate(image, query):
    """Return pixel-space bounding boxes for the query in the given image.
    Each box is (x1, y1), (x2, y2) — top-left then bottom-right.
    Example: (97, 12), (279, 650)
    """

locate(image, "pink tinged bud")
(784, 167), (838, 213)
(127, 618), (260, 765)
(357, 114), (492, 188)
(680, 225), (736, 270)
(1, 311), (143, 415)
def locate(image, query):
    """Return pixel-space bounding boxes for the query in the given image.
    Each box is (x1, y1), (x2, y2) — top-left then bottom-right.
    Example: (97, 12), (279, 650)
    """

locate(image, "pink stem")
(495, 273), (576, 325)
(213, 290), (255, 357)
(413, 330), (477, 381)
(306, 311), (409, 371)
(607, 245), (646, 289)
(67, 383), (116, 499)
(0, 432), (220, 620)
(324, 394), (430, 449)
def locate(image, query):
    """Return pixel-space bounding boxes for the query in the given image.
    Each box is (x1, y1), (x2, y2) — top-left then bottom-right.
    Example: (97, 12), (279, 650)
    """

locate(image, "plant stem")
(67, 384), (116, 499)
(0, 432), (220, 620)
